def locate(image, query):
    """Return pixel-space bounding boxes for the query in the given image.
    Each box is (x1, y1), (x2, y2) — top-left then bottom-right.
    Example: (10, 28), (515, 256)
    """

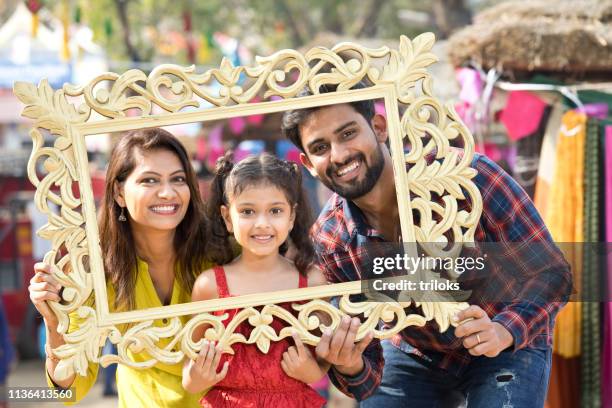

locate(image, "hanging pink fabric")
(196, 136), (207, 161)
(499, 91), (547, 141)
(374, 101), (387, 117)
(246, 114), (265, 125)
(577, 103), (609, 120)
(246, 96), (265, 125)
(483, 142), (504, 163)
(456, 67), (483, 104)
(603, 125), (612, 408)
(607, 125), (612, 300)
(206, 125), (225, 170)
(454, 68), (483, 134)
(605, 303), (612, 408)
(228, 116), (247, 135)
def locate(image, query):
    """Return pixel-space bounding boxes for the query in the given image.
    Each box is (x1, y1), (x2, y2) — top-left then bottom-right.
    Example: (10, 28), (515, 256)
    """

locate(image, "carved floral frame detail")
(14, 33), (483, 380)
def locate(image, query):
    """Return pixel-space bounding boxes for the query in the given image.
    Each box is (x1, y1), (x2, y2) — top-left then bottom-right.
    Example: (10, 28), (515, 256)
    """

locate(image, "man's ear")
(299, 153), (318, 178)
(113, 181), (126, 208)
(220, 205), (233, 233)
(371, 114), (388, 144)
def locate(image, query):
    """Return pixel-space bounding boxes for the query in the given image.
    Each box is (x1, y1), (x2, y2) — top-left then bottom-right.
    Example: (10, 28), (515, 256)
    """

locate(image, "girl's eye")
(240, 209), (254, 215)
(173, 176), (186, 183)
(270, 208), (283, 215)
(142, 178), (158, 184)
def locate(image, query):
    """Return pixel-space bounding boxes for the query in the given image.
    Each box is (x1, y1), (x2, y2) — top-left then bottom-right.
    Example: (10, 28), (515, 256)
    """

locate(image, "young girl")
(182, 153), (328, 408)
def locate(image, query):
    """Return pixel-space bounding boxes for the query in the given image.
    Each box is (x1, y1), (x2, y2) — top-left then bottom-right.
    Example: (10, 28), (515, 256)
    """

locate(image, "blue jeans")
(361, 340), (552, 408)
(101, 340), (117, 396)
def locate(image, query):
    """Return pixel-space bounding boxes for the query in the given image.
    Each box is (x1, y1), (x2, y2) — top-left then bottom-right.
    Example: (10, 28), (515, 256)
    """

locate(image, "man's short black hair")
(281, 82), (375, 152)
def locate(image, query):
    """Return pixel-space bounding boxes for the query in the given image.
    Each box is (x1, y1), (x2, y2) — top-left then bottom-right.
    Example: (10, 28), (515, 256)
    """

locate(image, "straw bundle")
(448, 0), (612, 75)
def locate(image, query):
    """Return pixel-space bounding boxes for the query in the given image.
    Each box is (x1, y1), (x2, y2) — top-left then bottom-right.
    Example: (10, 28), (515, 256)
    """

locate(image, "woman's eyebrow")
(138, 169), (185, 176)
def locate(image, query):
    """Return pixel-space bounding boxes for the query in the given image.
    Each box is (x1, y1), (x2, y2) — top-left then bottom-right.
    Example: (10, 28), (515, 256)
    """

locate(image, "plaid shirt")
(311, 153), (572, 401)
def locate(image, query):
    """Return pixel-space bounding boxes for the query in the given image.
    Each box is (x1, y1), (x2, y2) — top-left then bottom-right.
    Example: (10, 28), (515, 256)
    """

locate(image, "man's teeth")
(337, 160), (360, 176)
(151, 205), (177, 213)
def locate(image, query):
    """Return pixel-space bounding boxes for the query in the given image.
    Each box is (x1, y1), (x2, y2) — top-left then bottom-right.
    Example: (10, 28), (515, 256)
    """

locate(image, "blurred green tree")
(1, 0), (487, 66)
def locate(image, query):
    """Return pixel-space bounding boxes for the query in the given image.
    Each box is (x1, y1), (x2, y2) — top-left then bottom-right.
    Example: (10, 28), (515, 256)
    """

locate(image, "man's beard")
(322, 145), (385, 200)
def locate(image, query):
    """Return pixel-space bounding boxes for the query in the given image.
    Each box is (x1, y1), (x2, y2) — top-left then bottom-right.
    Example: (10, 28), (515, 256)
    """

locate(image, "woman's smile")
(149, 204), (180, 215)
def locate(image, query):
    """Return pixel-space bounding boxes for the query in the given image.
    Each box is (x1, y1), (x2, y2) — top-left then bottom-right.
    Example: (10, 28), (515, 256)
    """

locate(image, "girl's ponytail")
(285, 161), (315, 276)
(207, 151), (236, 265)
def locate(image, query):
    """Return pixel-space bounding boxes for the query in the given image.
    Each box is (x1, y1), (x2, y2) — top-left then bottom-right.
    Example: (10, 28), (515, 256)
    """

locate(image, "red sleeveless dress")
(199, 266), (326, 408)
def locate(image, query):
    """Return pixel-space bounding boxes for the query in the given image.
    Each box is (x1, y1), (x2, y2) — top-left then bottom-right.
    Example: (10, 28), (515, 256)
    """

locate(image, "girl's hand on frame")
(281, 332), (330, 384)
(183, 340), (229, 393)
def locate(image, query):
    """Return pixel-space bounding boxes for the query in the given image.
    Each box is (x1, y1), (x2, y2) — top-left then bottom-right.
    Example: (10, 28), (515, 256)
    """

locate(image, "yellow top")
(47, 258), (205, 407)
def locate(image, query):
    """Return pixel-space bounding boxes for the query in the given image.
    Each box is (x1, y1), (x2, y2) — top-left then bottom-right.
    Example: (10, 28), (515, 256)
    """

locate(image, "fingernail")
(352, 317), (360, 325)
(452, 315), (459, 322)
(342, 315), (350, 323)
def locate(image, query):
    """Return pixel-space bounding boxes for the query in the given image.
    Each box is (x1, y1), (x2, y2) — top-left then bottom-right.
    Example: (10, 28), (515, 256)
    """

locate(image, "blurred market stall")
(447, 2), (612, 408)
(0, 2), (107, 360)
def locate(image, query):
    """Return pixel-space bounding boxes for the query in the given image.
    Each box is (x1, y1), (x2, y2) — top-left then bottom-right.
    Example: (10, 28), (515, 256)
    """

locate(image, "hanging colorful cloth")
(545, 110), (587, 358)
(61, 0), (70, 61)
(182, 8), (195, 64)
(545, 110), (586, 408)
(198, 31), (215, 64)
(581, 119), (601, 408)
(602, 123), (612, 408)
(534, 103), (565, 216)
(514, 105), (550, 198)
(25, 0), (44, 37)
(499, 91), (548, 141)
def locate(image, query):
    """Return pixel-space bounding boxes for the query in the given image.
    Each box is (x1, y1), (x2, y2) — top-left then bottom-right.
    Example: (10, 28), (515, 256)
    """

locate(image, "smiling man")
(281, 84), (572, 407)
(299, 104), (386, 199)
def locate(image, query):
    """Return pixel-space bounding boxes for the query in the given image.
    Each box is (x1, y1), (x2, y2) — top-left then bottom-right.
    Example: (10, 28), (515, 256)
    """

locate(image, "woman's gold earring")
(118, 207), (127, 222)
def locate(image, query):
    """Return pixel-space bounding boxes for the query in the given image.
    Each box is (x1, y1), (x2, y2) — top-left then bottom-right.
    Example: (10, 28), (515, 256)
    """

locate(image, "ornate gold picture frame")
(14, 33), (482, 381)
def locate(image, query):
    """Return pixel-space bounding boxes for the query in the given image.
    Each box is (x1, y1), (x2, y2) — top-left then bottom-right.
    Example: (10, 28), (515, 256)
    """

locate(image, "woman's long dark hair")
(207, 152), (315, 275)
(98, 128), (208, 311)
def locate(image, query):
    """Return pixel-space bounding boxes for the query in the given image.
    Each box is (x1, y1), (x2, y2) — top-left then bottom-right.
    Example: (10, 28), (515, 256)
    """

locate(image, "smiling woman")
(28, 127), (212, 406)
(118, 150), (190, 230)
(99, 128), (209, 311)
